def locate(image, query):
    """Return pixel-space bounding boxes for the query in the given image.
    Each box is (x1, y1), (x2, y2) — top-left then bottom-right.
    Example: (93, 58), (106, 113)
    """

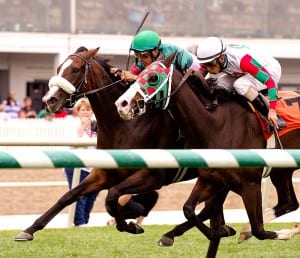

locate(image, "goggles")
(201, 59), (217, 67)
(134, 51), (151, 58)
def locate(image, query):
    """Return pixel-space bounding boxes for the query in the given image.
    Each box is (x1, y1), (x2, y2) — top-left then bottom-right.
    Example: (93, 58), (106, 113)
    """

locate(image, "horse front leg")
(15, 170), (110, 241)
(183, 177), (233, 241)
(158, 189), (235, 247)
(105, 169), (154, 234)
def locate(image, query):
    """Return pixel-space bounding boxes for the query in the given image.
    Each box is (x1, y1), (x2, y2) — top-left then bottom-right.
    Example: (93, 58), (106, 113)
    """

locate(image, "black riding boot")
(251, 93), (286, 130)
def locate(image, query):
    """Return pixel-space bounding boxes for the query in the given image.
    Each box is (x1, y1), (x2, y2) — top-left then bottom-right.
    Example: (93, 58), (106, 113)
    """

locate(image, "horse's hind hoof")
(238, 231), (252, 244)
(15, 232), (34, 241)
(157, 235), (174, 247)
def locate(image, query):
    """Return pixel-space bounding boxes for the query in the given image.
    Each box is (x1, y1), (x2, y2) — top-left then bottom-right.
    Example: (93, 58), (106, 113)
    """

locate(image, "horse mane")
(74, 45), (121, 84)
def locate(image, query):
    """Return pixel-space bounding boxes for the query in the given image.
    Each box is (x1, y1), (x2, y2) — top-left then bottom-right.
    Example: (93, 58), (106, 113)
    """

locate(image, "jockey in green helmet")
(113, 30), (200, 82)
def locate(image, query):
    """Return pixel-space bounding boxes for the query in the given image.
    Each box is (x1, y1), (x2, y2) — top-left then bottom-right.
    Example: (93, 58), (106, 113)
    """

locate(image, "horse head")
(115, 52), (176, 120)
(43, 47), (100, 113)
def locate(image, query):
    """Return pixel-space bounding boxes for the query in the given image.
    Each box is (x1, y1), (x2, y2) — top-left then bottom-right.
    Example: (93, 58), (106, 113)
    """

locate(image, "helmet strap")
(151, 49), (159, 62)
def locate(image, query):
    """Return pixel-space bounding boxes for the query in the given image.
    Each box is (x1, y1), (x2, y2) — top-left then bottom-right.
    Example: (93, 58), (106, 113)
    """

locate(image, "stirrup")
(277, 116), (287, 130)
(266, 116), (286, 132)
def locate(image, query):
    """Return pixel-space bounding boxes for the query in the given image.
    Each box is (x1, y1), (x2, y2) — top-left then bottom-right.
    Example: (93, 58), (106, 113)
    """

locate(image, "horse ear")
(75, 46), (88, 53)
(157, 53), (165, 61)
(165, 52), (176, 68)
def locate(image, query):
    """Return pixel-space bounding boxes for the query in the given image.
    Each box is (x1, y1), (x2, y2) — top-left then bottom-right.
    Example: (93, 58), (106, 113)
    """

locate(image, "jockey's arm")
(240, 54), (278, 109)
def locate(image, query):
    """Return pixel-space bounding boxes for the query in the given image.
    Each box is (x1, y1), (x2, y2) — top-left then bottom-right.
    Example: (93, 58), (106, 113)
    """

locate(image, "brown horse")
(115, 53), (300, 255)
(15, 47), (234, 249)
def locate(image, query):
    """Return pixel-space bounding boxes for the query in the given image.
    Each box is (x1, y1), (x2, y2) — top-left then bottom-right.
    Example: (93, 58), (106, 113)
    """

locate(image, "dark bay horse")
(15, 47), (232, 248)
(115, 53), (300, 255)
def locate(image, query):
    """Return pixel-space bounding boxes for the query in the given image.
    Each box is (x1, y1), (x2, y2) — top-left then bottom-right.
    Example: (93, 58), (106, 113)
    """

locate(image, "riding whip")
(125, 11), (150, 70)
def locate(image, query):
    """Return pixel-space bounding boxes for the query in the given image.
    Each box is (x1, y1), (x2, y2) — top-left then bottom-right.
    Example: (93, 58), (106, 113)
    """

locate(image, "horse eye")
(72, 68), (80, 73)
(148, 73), (158, 85)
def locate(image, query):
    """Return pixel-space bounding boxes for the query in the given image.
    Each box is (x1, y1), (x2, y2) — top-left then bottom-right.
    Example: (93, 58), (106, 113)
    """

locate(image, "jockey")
(196, 36), (284, 129)
(117, 30), (201, 82)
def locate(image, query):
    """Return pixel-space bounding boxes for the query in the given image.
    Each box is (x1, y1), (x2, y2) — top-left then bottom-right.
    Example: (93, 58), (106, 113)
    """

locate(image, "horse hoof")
(157, 235), (174, 247)
(15, 232), (33, 241)
(129, 222), (144, 234)
(274, 224), (300, 240)
(292, 223), (300, 234)
(238, 231), (252, 244)
(223, 225), (236, 237)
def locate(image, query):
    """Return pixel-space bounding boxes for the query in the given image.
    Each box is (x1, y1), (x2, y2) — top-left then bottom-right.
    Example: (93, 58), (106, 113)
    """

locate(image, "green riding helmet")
(131, 30), (161, 52)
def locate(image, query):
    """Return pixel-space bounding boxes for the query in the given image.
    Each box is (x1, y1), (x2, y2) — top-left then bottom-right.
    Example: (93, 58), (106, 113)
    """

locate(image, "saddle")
(204, 88), (300, 140)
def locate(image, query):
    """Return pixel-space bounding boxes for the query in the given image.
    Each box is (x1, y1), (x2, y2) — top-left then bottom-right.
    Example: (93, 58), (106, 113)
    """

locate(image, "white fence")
(0, 117), (97, 227)
(0, 117), (93, 150)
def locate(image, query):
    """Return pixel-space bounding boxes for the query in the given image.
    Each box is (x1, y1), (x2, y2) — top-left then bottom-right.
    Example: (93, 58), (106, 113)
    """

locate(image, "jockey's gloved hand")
(110, 67), (122, 78)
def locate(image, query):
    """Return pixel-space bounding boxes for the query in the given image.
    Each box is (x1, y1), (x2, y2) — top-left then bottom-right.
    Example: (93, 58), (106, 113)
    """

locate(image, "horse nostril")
(121, 100), (128, 107)
(46, 96), (58, 105)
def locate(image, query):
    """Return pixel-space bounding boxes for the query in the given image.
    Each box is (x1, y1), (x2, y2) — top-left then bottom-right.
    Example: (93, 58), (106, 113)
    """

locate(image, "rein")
(66, 53), (124, 104)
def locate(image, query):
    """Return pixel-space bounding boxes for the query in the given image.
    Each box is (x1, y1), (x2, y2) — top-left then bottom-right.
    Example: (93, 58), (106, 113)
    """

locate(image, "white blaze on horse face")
(115, 82), (143, 120)
(48, 58), (76, 95)
(42, 85), (60, 103)
(58, 59), (73, 76)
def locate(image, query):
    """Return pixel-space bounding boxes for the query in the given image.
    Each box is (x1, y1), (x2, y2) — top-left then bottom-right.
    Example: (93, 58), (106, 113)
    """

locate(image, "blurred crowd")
(0, 90), (72, 121)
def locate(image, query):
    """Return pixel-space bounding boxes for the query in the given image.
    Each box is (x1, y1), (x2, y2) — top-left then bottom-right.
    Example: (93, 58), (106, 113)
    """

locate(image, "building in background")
(0, 0), (300, 111)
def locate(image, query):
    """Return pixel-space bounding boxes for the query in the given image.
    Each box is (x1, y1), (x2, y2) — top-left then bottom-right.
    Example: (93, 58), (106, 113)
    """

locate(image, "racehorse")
(15, 47), (237, 255)
(115, 53), (300, 255)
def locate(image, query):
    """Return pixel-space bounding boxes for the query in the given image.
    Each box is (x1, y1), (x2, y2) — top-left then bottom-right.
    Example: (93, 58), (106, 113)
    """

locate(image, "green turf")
(0, 223), (299, 258)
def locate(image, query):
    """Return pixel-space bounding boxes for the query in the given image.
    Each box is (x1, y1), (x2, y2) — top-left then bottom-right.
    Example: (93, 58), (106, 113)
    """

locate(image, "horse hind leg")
(271, 168), (299, 216)
(239, 168), (299, 243)
(240, 182), (278, 241)
(238, 208), (276, 243)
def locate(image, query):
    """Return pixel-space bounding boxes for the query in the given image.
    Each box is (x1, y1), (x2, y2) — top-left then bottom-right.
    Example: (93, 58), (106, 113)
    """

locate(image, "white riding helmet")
(196, 37), (226, 63)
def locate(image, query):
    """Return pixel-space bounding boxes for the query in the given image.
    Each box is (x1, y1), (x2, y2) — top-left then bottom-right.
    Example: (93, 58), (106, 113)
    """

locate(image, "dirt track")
(1, 169), (299, 215)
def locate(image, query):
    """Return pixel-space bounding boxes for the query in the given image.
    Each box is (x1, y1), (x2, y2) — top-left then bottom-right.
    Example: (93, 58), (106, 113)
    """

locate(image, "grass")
(0, 223), (299, 258)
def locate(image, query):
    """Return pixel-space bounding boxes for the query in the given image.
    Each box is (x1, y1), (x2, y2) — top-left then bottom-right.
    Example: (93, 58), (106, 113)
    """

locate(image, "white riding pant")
(207, 60), (281, 101)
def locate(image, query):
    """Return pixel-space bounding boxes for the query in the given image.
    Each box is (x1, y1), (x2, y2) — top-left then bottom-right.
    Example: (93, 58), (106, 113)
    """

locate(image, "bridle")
(51, 53), (123, 107)
(133, 61), (193, 116)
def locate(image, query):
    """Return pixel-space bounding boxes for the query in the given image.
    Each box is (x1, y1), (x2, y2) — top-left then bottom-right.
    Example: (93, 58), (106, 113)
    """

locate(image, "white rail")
(0, 117), (96, 226)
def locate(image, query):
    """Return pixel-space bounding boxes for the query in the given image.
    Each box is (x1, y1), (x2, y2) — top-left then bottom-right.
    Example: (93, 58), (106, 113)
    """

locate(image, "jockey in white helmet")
(196, 37), (283, 129)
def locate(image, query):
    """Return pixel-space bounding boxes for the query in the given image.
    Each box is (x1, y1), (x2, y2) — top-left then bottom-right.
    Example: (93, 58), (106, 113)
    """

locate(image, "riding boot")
(251, 93), (286, 130)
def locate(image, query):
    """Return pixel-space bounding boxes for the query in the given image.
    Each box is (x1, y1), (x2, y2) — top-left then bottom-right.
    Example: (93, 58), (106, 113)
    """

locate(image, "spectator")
(1, 90), (21, 119)
(21, 96), (37, 118)
(37, 105), (53, 121)
(64, 98), (98, 227)
(54, 107), (69, 118)
(0, 104), (9, 121)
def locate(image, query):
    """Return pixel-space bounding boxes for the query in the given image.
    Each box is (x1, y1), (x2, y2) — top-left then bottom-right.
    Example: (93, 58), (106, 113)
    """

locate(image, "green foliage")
(0, 223), (299, 258)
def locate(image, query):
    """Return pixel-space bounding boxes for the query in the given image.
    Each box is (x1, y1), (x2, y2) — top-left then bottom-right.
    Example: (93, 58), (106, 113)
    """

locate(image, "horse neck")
(170, 77), (217, 147)
(87, 64), (125, 140)
(170, 71), (264, 148)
